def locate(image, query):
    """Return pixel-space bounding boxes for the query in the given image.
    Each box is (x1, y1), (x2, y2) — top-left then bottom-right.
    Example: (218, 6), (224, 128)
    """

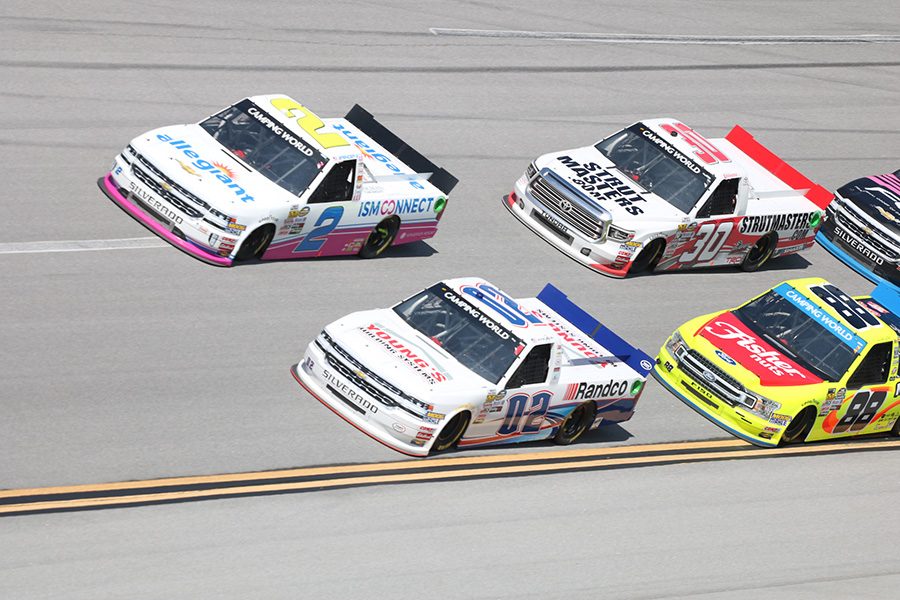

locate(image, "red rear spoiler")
(725, 125), (833, 210)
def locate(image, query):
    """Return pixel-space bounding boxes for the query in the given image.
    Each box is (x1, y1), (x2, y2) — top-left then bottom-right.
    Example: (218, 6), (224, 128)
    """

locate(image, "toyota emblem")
(559, 200), (572, 212)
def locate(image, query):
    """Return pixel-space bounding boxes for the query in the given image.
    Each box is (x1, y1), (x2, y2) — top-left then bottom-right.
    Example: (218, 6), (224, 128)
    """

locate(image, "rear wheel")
(741, 232), (777, 272)
(430, 411), (470, 453)
(234, 225), (274, 261)
(553, 401), (596, 445)
(891, 414), (900, 437)
(630, 238), (664, 274)
(359, 217), (399, 259)
(779, 407), (815, 445)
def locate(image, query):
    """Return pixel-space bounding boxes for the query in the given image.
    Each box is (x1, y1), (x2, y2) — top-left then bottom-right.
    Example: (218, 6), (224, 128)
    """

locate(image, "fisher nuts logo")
(714, 349), (737, 366)
(559, 199), (573, 213)
(704, 320), (807, 379)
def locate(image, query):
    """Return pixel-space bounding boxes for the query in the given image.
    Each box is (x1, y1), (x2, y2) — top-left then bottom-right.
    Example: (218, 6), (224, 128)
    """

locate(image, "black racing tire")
(359, 217), (400, 259)
(430, 411), (470, 454)
(234, 224), (274, 261)
(891, 413), (900, 437)
(553, 401), (596, 445)
(629, 238), (665, 274)
(779, 406), (816, 445)
(741, 232), (778, 272)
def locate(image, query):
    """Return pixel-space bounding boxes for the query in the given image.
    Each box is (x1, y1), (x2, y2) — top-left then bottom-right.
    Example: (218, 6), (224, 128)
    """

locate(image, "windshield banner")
(774, 283), (867, 354)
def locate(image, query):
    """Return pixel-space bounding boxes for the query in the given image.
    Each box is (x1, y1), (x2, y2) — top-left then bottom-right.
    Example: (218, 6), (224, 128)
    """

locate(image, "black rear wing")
(345, 104), (458, 195)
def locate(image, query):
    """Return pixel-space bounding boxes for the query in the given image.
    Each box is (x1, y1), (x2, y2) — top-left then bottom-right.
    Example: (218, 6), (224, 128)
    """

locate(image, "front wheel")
(430, 412), (470, 454)
(629, 238), (665, 274)
(741, 232), (777, 272)
(359, 217), (399, 259)
(554, 401), (596, 445)
(779, 407), (815, 445)
(234, 225), (274, 261)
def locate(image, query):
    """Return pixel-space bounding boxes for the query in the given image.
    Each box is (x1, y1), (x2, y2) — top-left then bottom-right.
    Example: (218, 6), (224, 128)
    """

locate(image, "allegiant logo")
(156, 134), (254, 203)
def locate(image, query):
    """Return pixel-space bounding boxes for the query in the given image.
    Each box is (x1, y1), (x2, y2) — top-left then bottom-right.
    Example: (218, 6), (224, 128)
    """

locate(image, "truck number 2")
(680, 221), (734, 263)
(294, 206), (344, 253)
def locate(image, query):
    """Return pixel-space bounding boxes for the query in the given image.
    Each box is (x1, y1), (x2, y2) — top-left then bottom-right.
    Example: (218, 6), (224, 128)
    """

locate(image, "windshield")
(393, 283), (523, 384)
(733, 286), (863, 381)
(199, 99), (327, 196)
(595, 123), (713, 213)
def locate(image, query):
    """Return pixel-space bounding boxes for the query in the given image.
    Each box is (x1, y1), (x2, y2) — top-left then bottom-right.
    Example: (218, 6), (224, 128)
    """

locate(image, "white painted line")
(429, 29), (900, 45)
(0, 237), (167, 255)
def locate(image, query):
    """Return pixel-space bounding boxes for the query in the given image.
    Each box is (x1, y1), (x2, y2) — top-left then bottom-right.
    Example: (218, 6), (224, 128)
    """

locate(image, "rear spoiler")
(537, 283), (653, 376)
(725, 125), (833, 210)
(345, 105), (459, 195)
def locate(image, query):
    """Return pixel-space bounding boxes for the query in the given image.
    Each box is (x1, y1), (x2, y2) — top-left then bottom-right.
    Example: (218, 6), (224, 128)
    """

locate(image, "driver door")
(676, 178), (741, 268)
(469, 344), (555, 441)
(823, 341), (894, 438)
(289, 160), (358, 256)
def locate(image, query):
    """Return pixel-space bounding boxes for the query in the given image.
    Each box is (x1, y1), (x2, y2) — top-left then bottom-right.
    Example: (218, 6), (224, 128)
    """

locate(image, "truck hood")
(324, 308), (492, 399)
(536, 146), (688, 225)
(132, 124), (291, 220)
(838, 173), (900, 237)
(696, 311), (823, 387)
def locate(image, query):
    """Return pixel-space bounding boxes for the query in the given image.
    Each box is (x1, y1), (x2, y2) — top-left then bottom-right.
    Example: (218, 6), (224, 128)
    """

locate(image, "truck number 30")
(680, 222), (734, 263)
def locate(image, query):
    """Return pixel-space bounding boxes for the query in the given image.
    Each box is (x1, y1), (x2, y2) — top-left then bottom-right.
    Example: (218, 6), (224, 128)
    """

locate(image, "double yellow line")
(3, 437), (898, 517)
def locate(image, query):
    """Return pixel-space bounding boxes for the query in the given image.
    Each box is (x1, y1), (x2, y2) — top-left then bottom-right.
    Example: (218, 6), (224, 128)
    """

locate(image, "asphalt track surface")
(1, 1), (899, 597)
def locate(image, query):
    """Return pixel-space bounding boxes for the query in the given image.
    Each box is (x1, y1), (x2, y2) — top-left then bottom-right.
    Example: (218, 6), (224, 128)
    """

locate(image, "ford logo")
(714, 349), (737, 366)
(701, 370), (716, 383)
(559, 199), (573, 213)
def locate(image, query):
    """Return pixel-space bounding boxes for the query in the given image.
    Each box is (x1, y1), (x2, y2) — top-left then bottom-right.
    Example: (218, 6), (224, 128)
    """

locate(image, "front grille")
(833, 201), (900, 260)
(136, 154), (206, 207)
(531, 209), (574, 244)
(131, 164), (204, 220)
(529, 175), (606, 241)
(328, 385), (366, 415)
(316, 333), (428, 418)
(131, 154), (229, 232)
(675, 347), (751, 408)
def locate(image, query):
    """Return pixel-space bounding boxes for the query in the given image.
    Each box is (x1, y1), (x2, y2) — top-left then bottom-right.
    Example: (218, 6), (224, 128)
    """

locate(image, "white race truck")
(99, 94), (457, 266)
(292, 278), (653, 456)
(505, 119), (833, 277)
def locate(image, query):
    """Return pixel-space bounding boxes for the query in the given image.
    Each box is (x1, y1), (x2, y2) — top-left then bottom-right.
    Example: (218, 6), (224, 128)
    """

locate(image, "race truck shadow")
(234, 240), (438, 268)
(628, 252), (812, 278)
(441, 423), (634, 458)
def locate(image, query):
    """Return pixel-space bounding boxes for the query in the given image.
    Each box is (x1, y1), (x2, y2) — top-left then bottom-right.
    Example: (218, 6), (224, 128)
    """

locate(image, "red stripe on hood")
(698, 312), (821, 387)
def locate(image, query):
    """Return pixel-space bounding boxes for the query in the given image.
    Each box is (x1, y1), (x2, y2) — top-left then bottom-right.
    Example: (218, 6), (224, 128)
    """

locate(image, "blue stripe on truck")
(537, 283), (653, 376)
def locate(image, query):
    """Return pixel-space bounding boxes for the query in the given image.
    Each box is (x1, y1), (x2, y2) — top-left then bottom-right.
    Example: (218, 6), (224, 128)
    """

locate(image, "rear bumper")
(98, 173), (233, 267)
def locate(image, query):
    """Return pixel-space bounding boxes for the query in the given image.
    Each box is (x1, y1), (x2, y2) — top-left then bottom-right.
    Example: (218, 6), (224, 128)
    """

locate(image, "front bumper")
(292, 341), (439, 457)
(503, 176), (634, 278)
(816, 229), (900, 290)
(653, 344), (778, 448)
(99, 159), (234, 267)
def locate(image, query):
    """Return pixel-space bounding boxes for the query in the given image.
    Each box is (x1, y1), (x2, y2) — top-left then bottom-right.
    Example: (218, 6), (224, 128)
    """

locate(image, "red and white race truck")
(505, 119), (833, 277)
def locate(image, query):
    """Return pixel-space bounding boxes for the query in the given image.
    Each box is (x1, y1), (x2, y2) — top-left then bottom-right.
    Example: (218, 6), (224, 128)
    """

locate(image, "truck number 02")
(680, 222), (734, 263)
(499, 392), (551, 436)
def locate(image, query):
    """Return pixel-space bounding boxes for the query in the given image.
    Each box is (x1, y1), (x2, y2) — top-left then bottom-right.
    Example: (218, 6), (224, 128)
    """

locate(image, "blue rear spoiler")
(536, 283), (653, 376)
(871, 282), (900, 322)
